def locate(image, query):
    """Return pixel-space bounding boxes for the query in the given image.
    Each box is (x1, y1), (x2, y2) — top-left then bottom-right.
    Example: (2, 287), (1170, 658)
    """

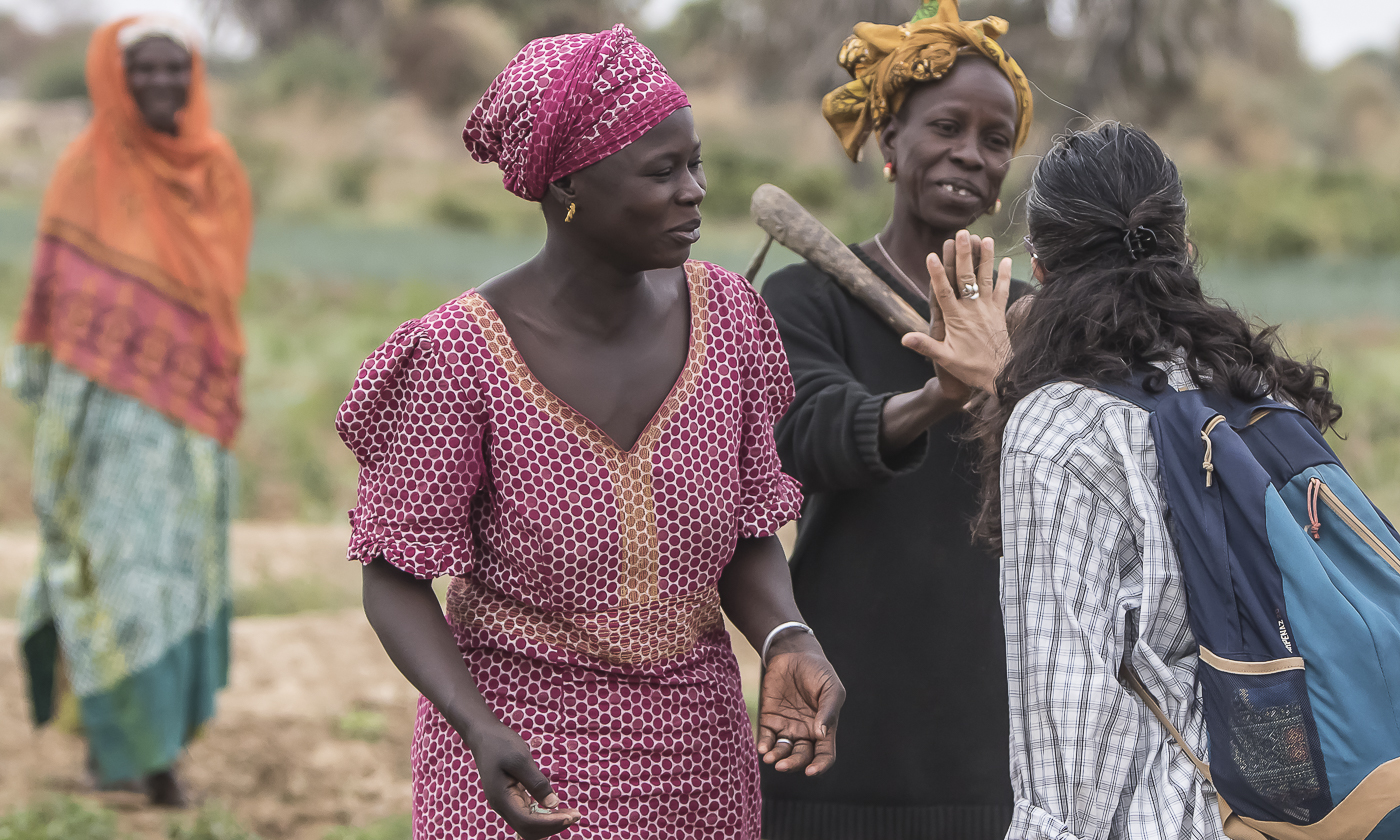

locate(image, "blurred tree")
(645, 0), (749, 88)
(245, 34), (382, 104)
(0, 16), (42, 84)
(1323, 51), (1400, 173)
(700, 0), (1296, 128)
(743, 0), (912, 100)
(728, 0), (1064, 105)
(470, 0), (644, 41)
(204, 0), (385, 52)
(22, 25), (92, 102)
(1058, 0), (1236, 124)
(1052, 0), (1304, 126)
(383, 3), (519, 115)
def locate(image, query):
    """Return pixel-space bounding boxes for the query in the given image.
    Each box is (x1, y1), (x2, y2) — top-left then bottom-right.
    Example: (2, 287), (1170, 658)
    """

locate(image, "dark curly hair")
(971, 123), (1342, 551)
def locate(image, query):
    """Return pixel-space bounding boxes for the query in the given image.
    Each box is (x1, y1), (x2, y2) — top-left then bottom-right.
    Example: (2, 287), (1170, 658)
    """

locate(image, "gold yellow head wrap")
(821, 0), (1034, 161)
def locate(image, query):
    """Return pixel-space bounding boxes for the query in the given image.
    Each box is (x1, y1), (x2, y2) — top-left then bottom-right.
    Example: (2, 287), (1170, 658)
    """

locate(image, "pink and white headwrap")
(463, 24), (690, 202)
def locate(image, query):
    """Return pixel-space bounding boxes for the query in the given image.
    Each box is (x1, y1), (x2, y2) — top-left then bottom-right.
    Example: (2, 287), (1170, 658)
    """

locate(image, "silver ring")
(962, 283), (979, 297)
(775, 737), (793, 746)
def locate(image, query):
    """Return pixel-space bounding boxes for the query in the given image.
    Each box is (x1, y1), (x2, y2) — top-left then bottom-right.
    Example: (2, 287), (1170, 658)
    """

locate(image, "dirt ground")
(0, 523), (768, 838)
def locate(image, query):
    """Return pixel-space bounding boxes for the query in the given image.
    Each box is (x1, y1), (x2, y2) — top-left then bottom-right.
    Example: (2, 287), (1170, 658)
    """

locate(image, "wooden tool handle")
(750, 183), (929, 337)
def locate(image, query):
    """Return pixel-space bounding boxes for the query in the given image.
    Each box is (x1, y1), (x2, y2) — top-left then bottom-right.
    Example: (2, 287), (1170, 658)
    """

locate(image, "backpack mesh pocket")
(1198, 656), (1331, 823)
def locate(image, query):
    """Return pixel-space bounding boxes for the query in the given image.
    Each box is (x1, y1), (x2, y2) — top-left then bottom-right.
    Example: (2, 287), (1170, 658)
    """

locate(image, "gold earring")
(564, 202), (576, 223)
(990, 199), (1002, 215)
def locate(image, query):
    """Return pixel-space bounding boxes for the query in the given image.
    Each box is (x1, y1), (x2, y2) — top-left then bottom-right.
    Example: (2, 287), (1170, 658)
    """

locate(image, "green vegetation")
(699, 142), (848, 219)
(1186, 170), (1400, 260)
(337, 709), (389, 743)
(4, 205), (1400, 527)
(1292, 322), (1400, 517)
(164, 248), (1400, 529)
(226, 135), (284, 212)
(23, 37), (88, 101)
(322, 815), (411, 840)
(25, 54), (86, 101)
(0, 796), (411, 840)
(242, 35), (381, 106)
(0, 257), (34, 528)
(0, 795), (417, 840)
(234, 270), (463, 520)
(0, 796), (117, 840)
(330, 156), (380, 206)
(428, 193), (492, 231)
(167, 804), (258, 840)
(232, 576), (359, 617)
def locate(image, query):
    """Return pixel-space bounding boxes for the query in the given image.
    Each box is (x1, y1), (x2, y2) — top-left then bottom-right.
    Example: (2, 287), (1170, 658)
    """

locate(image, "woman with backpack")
(941, 122), (1345, 839)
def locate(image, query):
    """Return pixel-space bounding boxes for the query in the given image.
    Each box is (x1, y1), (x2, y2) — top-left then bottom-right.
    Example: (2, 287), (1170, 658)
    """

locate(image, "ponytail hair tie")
(1124, 226), (1158, 262)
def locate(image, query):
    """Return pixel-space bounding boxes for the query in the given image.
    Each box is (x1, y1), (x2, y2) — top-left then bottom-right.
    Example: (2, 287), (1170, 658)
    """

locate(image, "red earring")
(883, 162), (896, 182)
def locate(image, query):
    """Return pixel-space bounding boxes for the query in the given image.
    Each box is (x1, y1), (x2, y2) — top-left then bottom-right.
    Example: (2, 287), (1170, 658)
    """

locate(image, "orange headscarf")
(14, 18), (252, 446)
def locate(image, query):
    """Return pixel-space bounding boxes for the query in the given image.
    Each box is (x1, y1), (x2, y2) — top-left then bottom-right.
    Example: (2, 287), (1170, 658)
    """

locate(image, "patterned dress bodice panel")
(339, 261), (801, 671)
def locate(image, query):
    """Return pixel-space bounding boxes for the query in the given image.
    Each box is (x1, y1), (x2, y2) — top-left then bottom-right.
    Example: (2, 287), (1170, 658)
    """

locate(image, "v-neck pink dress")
(337, 260), (802, 840)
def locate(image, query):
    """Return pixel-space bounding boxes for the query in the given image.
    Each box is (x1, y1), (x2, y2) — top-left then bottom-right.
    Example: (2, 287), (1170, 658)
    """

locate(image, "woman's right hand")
(465, 722), (581, 839)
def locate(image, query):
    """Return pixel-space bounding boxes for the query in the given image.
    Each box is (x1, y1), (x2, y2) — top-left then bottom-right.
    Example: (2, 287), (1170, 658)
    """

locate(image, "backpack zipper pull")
(1307, 477), (1322, 540)
(1201, 416), (1226, 488)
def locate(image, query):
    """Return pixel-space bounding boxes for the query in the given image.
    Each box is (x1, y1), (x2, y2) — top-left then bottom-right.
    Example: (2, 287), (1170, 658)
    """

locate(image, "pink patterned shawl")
(463, 24), (690, 201)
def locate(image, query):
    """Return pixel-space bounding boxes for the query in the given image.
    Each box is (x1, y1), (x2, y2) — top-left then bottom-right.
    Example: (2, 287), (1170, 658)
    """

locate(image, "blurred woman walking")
(7, 16), (251, 805)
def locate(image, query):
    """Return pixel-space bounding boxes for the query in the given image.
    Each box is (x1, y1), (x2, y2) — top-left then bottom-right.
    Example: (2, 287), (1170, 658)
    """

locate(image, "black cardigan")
(759, 245), (1032, 840)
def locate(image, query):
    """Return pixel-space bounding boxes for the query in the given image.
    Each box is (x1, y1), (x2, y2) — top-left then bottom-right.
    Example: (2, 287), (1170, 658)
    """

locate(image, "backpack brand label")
(1277, 612), (1294, 654)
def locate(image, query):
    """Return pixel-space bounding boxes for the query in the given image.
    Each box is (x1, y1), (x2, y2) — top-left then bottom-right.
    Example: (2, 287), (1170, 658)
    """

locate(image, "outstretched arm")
(719, 535), (845, 776)
(764, 269), (957, 490)
(361, 559), (581, 839)
(878, 376), (966, 455)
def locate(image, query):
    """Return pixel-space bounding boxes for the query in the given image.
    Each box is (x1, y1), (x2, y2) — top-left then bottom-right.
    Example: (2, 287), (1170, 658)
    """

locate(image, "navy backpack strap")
(1092, 367), (1172, 412)
(1196, 386), (1303, 429)
(1094, 367), (1302, 430)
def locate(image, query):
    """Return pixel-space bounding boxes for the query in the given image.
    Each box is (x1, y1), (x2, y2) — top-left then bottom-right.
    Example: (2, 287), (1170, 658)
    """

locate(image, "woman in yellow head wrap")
(758, 2), (1033, 838)
(822, 0), (1033, 162)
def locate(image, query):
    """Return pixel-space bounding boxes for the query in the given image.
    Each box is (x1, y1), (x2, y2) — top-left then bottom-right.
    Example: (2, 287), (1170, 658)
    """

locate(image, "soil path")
(0, 523), (765, 838)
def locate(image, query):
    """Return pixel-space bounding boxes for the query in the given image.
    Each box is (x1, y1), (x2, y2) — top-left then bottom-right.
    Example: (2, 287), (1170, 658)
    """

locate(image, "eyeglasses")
(1022, 235), (1038, 259)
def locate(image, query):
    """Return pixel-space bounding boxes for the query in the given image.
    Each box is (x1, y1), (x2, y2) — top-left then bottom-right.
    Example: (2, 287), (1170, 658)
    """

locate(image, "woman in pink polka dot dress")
(337, 26), (846, 840)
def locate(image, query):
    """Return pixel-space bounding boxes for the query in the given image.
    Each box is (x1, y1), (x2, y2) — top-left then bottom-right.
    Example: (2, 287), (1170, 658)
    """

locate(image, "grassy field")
(0, 797), (409, 840)
(3, 204), (1400, 523)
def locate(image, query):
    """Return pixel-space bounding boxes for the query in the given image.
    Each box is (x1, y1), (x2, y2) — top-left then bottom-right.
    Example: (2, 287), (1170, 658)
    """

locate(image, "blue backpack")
(1098, 372), (1400, 840)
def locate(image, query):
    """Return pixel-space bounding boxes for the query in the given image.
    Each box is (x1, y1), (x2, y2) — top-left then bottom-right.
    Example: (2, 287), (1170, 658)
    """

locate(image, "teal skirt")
(6, 345), (233, 784)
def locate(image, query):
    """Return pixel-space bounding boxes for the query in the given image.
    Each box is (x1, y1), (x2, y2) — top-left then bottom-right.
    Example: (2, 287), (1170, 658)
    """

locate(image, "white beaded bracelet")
(761, 620), (815, 666)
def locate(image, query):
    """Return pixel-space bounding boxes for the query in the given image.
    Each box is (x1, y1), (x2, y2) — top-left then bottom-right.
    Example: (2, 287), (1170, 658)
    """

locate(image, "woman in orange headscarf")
(7, 16), (251, 805)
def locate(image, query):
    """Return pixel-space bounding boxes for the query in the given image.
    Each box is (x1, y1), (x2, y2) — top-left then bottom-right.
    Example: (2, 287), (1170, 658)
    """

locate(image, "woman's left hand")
(756, 638), (845, 776)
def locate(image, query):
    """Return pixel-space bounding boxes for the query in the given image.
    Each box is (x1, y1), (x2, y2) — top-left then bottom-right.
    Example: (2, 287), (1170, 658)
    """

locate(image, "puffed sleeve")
(736, 284), (804, 538)
(336, 320), (486, 579)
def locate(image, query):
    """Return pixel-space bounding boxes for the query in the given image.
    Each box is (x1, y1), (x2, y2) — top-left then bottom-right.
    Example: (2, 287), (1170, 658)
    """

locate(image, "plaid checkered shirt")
(999, 366), (1228, 840)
